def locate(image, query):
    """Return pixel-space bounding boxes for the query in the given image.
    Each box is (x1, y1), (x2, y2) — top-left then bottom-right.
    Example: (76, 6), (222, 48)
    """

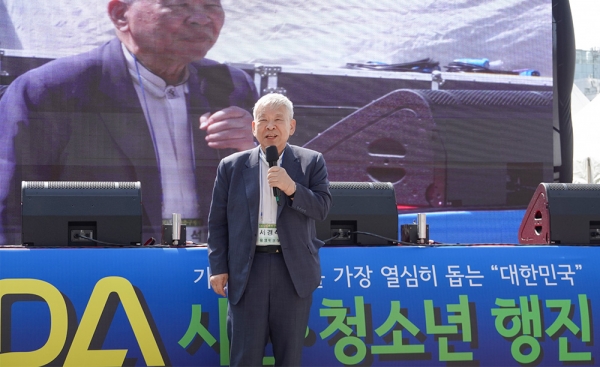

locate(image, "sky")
(570, 0), (600, 50)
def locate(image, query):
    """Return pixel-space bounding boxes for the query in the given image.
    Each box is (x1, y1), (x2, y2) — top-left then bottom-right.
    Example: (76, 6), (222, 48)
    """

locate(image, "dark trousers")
(228, 252), (313, 366)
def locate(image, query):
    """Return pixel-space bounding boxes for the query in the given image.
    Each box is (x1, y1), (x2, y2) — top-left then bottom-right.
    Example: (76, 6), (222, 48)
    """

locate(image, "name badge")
(258, 223), (280, 245)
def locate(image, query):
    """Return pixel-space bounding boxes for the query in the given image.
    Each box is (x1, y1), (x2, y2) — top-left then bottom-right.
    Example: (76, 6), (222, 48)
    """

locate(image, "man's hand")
(267, 166), (296, 196)
(210, 273), (229, 297)
(200, 106), (255, 151)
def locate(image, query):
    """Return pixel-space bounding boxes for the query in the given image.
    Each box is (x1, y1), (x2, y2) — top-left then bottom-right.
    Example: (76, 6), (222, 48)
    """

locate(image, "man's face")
(125, 0), (225, 63)
(252, 105), (296, 154)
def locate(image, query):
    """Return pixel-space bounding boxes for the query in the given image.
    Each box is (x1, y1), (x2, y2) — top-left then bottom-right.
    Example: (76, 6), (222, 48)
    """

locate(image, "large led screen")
(0, 0), (554, 245)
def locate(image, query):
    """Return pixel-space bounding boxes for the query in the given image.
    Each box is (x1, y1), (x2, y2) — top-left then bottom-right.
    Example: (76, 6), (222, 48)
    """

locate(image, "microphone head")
(266, 145), (279, 163)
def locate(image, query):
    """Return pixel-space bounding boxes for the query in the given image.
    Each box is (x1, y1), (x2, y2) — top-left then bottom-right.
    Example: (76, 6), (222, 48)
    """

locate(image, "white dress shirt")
(257, 148), (283, 246)
(122, 44), (200, 227)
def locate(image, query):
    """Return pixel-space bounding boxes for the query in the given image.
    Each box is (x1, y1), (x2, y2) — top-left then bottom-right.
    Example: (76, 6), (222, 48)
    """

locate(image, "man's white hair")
(253, 93), (294, 120)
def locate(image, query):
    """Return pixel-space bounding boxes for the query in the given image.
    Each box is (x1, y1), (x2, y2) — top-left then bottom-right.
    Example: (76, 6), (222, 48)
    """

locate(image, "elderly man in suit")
(208, 93), (332, 366)
(0, 0), (258, 245)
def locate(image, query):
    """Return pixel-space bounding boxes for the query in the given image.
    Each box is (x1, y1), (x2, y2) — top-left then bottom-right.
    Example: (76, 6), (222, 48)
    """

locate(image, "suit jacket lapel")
(244, 147), (261, 232)
(278, 145), (301, 218)
(97, 39), (155, 167)
(96, 39), (163, 231)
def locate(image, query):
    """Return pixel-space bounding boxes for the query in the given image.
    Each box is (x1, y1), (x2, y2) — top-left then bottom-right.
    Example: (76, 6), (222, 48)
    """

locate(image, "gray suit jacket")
(207, 144), (332, 305)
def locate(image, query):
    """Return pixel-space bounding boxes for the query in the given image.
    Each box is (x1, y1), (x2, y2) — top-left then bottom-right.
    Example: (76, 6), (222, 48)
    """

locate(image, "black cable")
(322, 232), (341, 244)
(335, 230), (532, 247)
(75, 233), (140, 247)
(346, 58), (441, 73)
(351, 231), (421, 246)
(76, 234), (209, 247)
(322, 230), (421, 246)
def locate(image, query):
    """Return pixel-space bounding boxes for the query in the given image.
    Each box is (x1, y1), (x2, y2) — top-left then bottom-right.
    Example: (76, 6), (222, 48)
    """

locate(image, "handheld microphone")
(265, 145), (281, 204)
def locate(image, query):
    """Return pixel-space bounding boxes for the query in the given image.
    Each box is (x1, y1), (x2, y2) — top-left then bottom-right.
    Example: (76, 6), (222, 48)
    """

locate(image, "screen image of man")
(207, 93), (332, 366)
(0, 0), (259, 245)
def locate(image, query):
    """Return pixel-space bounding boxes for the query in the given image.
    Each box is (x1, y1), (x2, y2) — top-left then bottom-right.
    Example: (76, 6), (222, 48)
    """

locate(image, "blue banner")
(0, 246), (598, 366)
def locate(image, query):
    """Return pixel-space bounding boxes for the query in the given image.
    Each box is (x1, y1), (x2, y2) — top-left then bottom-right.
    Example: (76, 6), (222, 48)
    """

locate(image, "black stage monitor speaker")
(518, 183), (600, 245)
(21, 181), (142, 246)
(317, 182), (398, 246)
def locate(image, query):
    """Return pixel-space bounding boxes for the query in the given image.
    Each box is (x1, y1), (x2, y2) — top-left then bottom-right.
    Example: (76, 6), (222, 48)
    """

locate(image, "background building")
(574, 48), (600, 101)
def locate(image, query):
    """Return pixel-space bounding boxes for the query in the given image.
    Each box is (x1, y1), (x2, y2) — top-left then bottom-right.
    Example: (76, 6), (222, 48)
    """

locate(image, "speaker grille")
(420, 90), (553, 106)
(22, 181), (141, 190)
(23, 181), (46, 189)
(329, 182), (394, 190)
(543, 183), (600, 192)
